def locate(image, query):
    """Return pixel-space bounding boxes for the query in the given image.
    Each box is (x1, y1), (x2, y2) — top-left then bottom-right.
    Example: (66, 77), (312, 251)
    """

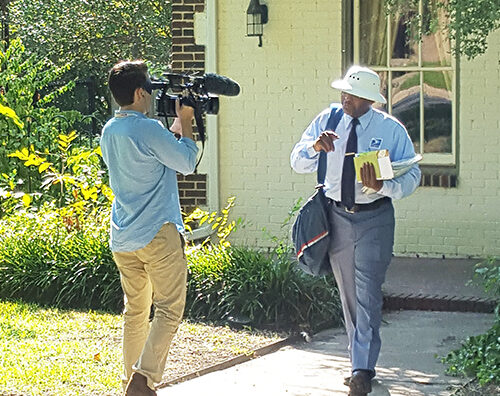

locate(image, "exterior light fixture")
(246, 0), (268, 47)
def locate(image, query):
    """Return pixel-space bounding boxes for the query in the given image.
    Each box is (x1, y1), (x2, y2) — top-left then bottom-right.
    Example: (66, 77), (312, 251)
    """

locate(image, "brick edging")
(383, 293), (497, 313)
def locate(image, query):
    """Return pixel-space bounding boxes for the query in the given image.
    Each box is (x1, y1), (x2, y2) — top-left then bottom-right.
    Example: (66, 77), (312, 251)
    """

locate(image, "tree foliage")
(446, 0), (500, 60)
(8, 0), (172, 113)
(9, 0), (171, 71)
(385, 0), (500, 60)
(0, 39), (82, 191)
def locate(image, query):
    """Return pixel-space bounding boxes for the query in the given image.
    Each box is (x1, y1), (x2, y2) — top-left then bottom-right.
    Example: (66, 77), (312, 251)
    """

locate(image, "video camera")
(146, 72), (240, 168)
(149, 72), (240, 120)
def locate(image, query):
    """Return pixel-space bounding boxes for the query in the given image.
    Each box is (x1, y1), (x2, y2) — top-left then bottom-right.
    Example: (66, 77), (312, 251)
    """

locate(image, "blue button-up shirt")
(100, 110), (199, 252)
(290, 103), (421, 202)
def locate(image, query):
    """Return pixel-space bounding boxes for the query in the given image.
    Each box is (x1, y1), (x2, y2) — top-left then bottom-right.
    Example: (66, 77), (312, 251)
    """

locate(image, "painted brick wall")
(215, 0), (500, 258)
(171, 0), (207, 211)
(216, 0), (343, 246)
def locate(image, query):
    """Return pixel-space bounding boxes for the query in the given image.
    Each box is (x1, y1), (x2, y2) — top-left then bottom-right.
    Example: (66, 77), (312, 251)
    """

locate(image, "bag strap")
(317, 105), (344, 186)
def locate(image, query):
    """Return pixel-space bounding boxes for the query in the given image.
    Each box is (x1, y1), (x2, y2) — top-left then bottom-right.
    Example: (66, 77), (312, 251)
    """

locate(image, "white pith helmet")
(331, 65), (387, 104)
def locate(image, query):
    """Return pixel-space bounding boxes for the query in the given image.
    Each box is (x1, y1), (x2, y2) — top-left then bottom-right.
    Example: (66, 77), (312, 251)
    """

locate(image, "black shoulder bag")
(292, 105), (344, 276)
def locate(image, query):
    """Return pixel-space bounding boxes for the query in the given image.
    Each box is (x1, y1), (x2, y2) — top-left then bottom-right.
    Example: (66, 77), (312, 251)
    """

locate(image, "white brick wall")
(216, 0), (500, 258)
(217, 0), (342, 246)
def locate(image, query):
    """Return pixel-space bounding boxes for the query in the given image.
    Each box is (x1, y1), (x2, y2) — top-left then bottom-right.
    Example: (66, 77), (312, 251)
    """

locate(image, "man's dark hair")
(108, 60), (148, 106)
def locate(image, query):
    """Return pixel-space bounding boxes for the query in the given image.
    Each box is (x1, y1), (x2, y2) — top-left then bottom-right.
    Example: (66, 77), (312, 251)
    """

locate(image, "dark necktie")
(341, 118), (359, 209)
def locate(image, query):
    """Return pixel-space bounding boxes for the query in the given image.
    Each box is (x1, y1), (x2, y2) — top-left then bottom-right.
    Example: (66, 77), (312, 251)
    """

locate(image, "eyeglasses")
(142, 80), (153, 95)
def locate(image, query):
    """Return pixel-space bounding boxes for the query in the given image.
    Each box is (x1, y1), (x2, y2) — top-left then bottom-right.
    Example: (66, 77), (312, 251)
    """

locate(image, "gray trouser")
(327, 199), (394, 373)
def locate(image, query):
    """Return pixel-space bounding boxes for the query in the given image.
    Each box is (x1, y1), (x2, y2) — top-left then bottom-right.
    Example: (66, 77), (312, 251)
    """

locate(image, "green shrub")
(442, 258), (500, 385)
(443, 322), (499, 385)
(0, 204), (121, 312)
(186, 244), (233, 319)
(0, 201), (342, 331)
(186, 243), (342, 331)
(7, 131), (112, 211)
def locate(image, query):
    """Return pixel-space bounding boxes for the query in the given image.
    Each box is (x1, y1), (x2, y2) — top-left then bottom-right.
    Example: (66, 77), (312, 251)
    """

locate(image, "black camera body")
(151, 72), (239, 118)
(156, 90), (219, 118)
(149, 72), (239, 167)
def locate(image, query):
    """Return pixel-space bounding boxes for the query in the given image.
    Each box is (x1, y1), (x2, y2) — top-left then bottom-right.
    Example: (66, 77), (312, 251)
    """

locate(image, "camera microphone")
(202, 73), (240, 97)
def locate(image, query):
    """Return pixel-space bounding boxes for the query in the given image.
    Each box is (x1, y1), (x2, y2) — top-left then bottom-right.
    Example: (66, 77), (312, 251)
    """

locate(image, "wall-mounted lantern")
(246, 0), (268, 47)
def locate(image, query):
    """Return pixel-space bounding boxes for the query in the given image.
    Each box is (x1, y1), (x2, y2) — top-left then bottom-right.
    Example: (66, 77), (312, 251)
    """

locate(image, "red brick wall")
(171, 0), (208, 211)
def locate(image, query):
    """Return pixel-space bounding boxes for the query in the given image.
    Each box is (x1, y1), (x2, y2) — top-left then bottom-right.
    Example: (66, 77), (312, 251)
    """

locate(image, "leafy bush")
(0, 38), (96, 214)
(185, 198), (342, 331)
(442, 258), (500, 385)
(443, 322), (499, 385)
(7, 131), (112, 211)
(0, 204), (121, 312)
(186, 243), (342, 331)
(0, 200), (342, 332)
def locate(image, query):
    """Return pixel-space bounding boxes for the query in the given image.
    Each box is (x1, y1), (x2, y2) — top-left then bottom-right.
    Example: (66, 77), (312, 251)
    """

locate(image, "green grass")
(0, 300), (123, 396)
(0, 300), (287, 395)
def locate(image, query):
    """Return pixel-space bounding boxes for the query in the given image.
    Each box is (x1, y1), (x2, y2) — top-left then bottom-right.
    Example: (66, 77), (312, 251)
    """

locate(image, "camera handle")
(180, 95), (206, 172)
(193, 108), (206, 172)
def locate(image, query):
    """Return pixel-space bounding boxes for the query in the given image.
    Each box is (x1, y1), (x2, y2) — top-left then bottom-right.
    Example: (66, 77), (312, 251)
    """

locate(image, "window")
(353, 0), (457, 166)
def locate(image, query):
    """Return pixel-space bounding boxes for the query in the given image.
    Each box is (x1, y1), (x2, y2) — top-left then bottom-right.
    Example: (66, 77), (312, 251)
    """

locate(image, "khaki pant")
(113, 222), (187, 390)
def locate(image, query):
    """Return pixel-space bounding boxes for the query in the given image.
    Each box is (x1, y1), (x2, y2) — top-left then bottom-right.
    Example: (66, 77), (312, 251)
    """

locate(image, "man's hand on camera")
(313, 130), (339, 153)
(176, 99), (194, 121)
(175, 99), (194, 140)
(170, 117), (182, 134)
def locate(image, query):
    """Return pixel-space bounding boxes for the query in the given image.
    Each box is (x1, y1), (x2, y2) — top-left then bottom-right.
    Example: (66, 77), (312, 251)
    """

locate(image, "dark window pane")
(421, 1), (452, 66)
(391, 71), (421, 152)
(390, 16), (419, 67)
(423, 71), (452, 153)
(389, 1), (419, 67)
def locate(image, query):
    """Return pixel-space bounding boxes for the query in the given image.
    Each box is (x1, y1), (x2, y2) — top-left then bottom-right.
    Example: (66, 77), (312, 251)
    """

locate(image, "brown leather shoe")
(124, 372), (157, 396)
(348, 370), (372, 396)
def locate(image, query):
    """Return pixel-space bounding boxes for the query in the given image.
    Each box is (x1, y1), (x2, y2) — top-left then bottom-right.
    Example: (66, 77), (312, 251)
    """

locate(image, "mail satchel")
(292, 105), (344, 276)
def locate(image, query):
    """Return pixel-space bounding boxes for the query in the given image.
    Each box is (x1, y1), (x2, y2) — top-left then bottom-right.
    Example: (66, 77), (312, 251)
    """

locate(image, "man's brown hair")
(108, 60), (148, 106)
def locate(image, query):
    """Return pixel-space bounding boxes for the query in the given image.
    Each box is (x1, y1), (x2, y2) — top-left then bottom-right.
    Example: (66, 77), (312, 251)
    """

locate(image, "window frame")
(352, 0), (458, 166)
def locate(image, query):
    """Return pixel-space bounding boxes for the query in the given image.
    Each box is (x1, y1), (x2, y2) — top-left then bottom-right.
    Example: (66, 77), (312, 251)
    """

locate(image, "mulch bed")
(161, 320), (288, 383)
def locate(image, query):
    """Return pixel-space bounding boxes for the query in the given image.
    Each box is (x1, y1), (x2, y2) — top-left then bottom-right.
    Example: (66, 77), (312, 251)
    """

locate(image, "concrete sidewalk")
(158, 311), (494, 395)
(157, 257), (496, 395)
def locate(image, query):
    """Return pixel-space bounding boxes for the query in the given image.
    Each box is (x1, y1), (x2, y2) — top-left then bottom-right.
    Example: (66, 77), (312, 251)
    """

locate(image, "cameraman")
(100, 60), (198, 396)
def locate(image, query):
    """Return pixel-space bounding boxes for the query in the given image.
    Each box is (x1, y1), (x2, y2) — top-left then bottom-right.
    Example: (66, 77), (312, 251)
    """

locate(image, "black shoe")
(348, 370), (372, 396)
(124, 372), (157, 396)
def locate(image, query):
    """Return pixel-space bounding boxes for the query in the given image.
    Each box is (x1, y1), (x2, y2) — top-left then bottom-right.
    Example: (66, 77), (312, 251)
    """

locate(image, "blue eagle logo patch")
(369, 138), (383, 150)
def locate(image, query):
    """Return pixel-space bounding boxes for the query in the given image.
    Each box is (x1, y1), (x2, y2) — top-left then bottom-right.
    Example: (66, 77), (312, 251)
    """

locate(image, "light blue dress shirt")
(100, 110), (199, 252)
(290, 103), (421, 202)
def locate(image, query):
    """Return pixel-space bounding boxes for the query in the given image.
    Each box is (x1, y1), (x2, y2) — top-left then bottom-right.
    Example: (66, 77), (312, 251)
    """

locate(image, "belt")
(330, 197), (391, 213)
